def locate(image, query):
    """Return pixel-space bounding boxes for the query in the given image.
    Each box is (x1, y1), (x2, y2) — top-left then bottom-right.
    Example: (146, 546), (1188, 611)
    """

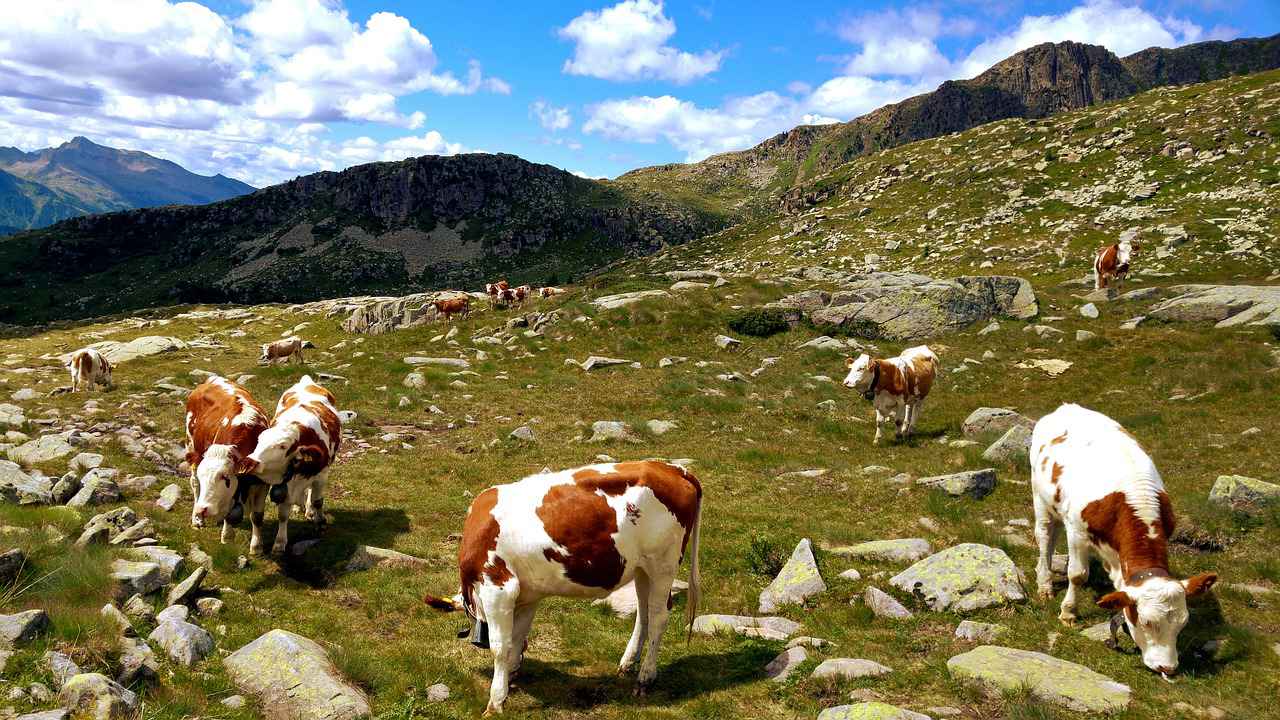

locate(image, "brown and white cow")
(66, 348), (112, 392)
(433, 296), (470, 322)
(1094, 240), (1138, 291)
(538, 286), (565, 299)
(485, 280), (510, 297)
(259, 336), (313, 365)
(841, 345), (939, 444)
(425, 460), (702, 715)
(512, 285), (532, 305)
(237, 375), (341, 555)
(1031, 403), (1217, 676)
(184, 378), (269, 544)
(492, 287), (517, 308)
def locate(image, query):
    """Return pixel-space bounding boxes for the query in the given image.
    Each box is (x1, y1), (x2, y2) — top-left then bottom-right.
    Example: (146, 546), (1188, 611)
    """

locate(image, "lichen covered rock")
(889, 543), (1025, 612)
(947, 645), (1130, 713)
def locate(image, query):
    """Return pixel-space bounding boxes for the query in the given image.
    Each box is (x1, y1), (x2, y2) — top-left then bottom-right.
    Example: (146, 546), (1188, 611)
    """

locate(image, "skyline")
(1, 0), (1275, 188)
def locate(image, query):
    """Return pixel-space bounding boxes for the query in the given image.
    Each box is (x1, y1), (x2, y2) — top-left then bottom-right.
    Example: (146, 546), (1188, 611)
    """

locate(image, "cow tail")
(423, 594), (463, 612)
(685, 502), (702, 643)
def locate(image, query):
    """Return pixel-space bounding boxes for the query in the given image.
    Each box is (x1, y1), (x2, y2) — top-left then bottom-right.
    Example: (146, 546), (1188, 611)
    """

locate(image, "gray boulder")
(916, 469), (996, 498)
(691, 614), (800, 639)
(592, 579), (687, 618)
(758, 538), (826, 613)
(127, 546), (185, 584)
(1148, 284), (1280, 328)
(811, 658), (892, 679)
(830, 539), (930, 564)
(0, 461), (53, 505)
(52, 472), (81, 504)
(593, 289), (670, 310)
(0, 548), (24, 584)
(982, 425), (1033, 464)
(947, 645), (1130, 712)
(57, 673), (138, 720)
(962, 408), (1032, 437)
(224, 629), (371, 720)
(818, 703), (932, 720)
(166, 566), (206, 606)
(98, 604), (134, 637)
(149, 620), (214, 666)
(864, 586), (912, 619)
(0, 403), (26, 429)
(344, 545), (429, 572)
(955, 620), (1007, 643)
(77, 336), (186, 363)
(45, 650), (84, 687)
(116, 636), (159, 686)
(764, 646), (807, 682)
(403, 356), (470, 369)
(110, 560), (164, 600)
(67, 471), (122, 507)
(1208, 475), (1280, 514)
(587, 421), (637, 443)
(156, 483), (181, 511)
(889, 544), (1025, 612)
(8, 434), (76, 466)
(78, 507), (139, 548)
(15, 711), (69, 720)
(0, 609), (50, 647)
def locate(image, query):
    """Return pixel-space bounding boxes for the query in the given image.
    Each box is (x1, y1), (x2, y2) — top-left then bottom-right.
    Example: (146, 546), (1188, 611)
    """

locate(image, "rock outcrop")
(948, 645), (1131, 712)
(224, 629), (371, 720)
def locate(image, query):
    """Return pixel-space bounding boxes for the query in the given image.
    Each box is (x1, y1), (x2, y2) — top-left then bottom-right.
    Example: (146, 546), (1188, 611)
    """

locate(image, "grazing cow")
(67, 348), (112, 392)
(538, 286), (565, 299)
(1094, 240), (1138, 291)
(259, 336), (312, 365)
(184, 378), (269, 545)
(424, 460), (702, 715)
(1031, 404), (1217, 675)
(239, 375), (342, 555)
(433, 296), (470, 322)
(841, 345), (939, 444)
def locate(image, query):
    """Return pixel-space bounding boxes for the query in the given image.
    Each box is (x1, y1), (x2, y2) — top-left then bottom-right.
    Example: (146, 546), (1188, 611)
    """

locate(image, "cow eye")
(224, 476), (232, 488)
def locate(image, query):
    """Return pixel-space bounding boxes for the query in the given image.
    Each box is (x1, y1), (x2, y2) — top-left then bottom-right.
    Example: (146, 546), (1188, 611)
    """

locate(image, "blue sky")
(1, 1), (1275, 186)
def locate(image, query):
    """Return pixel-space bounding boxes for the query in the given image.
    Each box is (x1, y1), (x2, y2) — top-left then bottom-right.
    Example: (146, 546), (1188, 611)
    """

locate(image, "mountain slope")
(0, 168), (98, 235)
(0, 137), (254, 233)
(0, 152), (720, 323)
(619, 34), (1280, 218)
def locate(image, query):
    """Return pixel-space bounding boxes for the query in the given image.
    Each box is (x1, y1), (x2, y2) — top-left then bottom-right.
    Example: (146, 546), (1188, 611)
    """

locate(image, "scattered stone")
(962, 408), (1032, 437)
(646, 420), (678, 435)
(52, 472), (81, 504)
(1082, 621), (1113, 643)
(224, 629), (372, 720)
(812, 658), (892, 680)
(764, 646), (807, 682)
(592, 579), (687, 618)
(67, 472), (123, 507)
(344, 546), (428, 572)
(156, 484), (181, 512)
(759, 538), (827, 613)
(831, 539), (931, 564)
(99, 604), (134, 637)
(149, 619), (215, 667)
(714, 334), (742, 350)
(58, 673), (139, 720)
(44, 650), (83, 687)
(0, 609), (50, 647)
(8, 434), (76, 466)
(127, 546), (185, 584)
(579, 356), (633, 371)
(122, 595), (154, 624)
(156, 605), (190, 624)
(592, 289), (670, 310)
(402, 372), (426, 389)
(426, 684), (450, 702)
(864, 587), (912, 619)
(955, 620), (1007, 643)
(1208, 475), (1280, 514)
(817, 703), (931, 720)
(1076, 330), (1098, 342)
(17, 709), (68, 720)
(890, 544), (1025, 613)
(982, 425), (1032, 464)
(787, 636), (831, 649)
(587, 421), (636, 443)
(166, 566), (207, 606)
(838, 569), (862, 581)
(692, 615), (800, 639)
(916, 469), (996, 498)
(69, 453), (104, 472)
(116, 637), (159, 687)
(403, 357), (470, 369)
(1016, 359), (1073, 377)
(0, 548), (24, 584)
(1079, 303), (1099, 319)
(0, 461), (53, 505)
(110, 560), (163, 601)
(196, 597), (225, 617)
(947, 645), (1130, 713)
(221, 695), (247, 710)
(508, 426), (535, 442)
(1149, 285), (1280, 328)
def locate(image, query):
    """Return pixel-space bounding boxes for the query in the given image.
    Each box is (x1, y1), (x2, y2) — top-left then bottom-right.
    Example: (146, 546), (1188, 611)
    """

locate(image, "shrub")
(745, 533), (786, 578)
(727, 308), (790, 338)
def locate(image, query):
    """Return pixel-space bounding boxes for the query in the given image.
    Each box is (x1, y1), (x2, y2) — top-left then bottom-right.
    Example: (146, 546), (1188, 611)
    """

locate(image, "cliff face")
(4, 152), (719, 322)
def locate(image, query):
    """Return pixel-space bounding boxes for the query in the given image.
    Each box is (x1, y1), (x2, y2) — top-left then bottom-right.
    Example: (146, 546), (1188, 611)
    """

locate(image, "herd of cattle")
(56, 251), (1220, 711)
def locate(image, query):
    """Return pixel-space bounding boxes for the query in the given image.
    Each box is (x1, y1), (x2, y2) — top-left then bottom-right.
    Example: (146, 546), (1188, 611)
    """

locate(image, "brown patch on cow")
(612, 461), (701, 534)
(571, 467), (631, 496)
(1050, 431), (1068, 445)
(1156, 491), (1176, 538)
(1053, 486), (1062, 505)
(459, 488), (512, 613)
(873, 359), (907, 396)
(75, 351), (92, 376)
(185, 380), (268, 471)
(1096, 245), (1119, 287)
(537, 484), (627, 589)
(1081, 491), (1171, 578)
(1051, 462), (1064, 484)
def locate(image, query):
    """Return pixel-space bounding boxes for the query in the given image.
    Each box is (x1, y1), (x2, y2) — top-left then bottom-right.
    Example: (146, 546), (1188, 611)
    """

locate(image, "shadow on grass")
(500, 643), (777, 711)
(247, 505), (412, 590)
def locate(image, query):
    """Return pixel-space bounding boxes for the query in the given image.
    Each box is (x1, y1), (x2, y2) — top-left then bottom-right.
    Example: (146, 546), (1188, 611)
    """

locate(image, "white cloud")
(530, 101), (572, 132)
(584, 92), (798, 162)
(837, 7), (953, 77)
(559, 0), (723, 83)
(806, 75), (933, 118)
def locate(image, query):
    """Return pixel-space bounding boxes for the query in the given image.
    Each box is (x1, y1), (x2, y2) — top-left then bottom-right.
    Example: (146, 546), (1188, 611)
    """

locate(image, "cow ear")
(185, 450), (198, 467)
(293, 446), (324, 476)
(845, 357), (855, 368)
(1097, 590), (1135, 610)
(1183, 572), (1218, 598)
(235, 456), (259, 476)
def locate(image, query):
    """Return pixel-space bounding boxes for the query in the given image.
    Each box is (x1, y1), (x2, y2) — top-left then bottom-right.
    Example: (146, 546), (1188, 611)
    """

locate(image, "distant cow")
(493, 287), (517, 308)
(841, 345), (939, 444)
(185, 377), (269, 545)
(66, 348), (112, 392)
(1031, 404), (1217, 676)
(485, 280), (510, 297)
(513, 285), (532, 305)
(538, 286), (565, 299)
(260, 336), (312, 365)
(424, 460), (702, 714)
(433, 296), (470, 322)
(240, 375), (342, 555)
(1094, 240), (1138, 290)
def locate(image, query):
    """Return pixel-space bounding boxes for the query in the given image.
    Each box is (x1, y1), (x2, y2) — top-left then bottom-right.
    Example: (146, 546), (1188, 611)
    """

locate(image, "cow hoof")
(1037, 586), (1054, 599)
(632, 684), (649, 698)
(1058, 613), (1078, 626)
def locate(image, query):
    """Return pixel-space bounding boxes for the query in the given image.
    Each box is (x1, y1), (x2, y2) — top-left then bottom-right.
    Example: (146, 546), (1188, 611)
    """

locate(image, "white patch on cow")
(248, 374), (339, 484)
(193, 444), (238, 526)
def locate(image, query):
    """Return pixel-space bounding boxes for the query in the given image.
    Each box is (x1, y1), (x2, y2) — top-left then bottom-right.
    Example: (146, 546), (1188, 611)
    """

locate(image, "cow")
(184, 378), (269, 546)
(485, 280), (510, 297)
(259, 336), (313, 365)
(66, 348), (112, 392)
(493, 287), (517, 309)
(433, 296), (471, 322)
(424, 460), (702, 715)
(512, 285), (532, 305)
(1031, 403), (1217, 676)
(239, 375), (342, 555)
(538, 286), (565, 299)
(1094, 240), (1138, 291)
(841, 345), (939, 444)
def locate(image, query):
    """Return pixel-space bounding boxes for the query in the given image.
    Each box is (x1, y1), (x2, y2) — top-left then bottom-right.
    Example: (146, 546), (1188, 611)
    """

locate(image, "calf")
(538, 286), (565, 299)
(259, 336), (312, 365)
(67, 348), (112, 392)
(1031, 403), (1217, 675)
(240, 375), (342, 555)
(433, 295), (470, 322)
(184, 378), (269, 545)
(1094, 240), (1138, 291)
(425, 460), (702, 715)
(841, 345), (939, 444)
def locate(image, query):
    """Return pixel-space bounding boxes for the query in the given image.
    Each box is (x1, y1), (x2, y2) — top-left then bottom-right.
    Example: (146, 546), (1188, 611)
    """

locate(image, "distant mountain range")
(0, 137), (253, 234)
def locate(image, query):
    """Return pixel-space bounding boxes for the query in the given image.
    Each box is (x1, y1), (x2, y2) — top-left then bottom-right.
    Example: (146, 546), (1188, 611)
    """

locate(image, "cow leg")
(618, 570), (651, 674)
(510, 601), (539, 676)
(479, 582), (519, 716)
(271, 499), (292, 556)
(304, 473), (327, 526)
(1033, 494), (1060, 599)
(1059, 528), (1090, 624)
(246, 485), (268, 555)
(635, 566), (676, 694)
(872, 409), (885, 444)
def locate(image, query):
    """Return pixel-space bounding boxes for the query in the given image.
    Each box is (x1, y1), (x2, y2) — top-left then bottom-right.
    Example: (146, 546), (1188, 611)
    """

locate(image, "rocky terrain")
(0, 137), (253, 235)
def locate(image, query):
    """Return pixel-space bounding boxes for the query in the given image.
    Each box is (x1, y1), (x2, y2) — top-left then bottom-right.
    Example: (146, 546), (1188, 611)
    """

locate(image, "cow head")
(1098, 572), (1217, 674)
(192, 445), (252, 527)
(244, 424), (296, 485)
(842, 354), (877, 400)
(1116, 241), (1137, 273)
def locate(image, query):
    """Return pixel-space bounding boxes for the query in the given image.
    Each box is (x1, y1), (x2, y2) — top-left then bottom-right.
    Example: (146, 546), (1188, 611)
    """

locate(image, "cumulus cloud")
(530, 101), (573, 132)
(584, 92), (798, 161)
(559, 0), (724, 83)
(0, 0), (501, 185)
